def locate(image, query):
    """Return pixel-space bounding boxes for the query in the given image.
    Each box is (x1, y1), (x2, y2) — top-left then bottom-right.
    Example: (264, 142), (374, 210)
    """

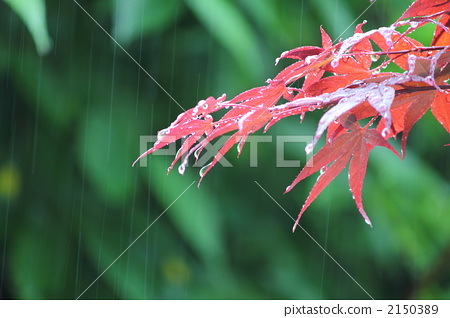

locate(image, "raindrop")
(308, 106), (315, 111)
(364, 218), (372, 226)
(285, 185), (292, 192)
(370, 55), (379, 62)
(381, 128), (389, 138)
(305, 143), (314, 154)
(178, 163), (186, 175)
(157, 128), (169, 141)
(407, 55), (416, 74)
(194, 147), (202, 160)
(409, 21), (419, 28)
(305, 55), (317, 64)
(199, 163), (212, 178)
(377, 103), (387, 112)
(331, 59), (339, 68)
(379, 27), (393, 47)
(238, 110), (255, 131)
(236, 138), (246, 154)
(321, 93), (330, 103)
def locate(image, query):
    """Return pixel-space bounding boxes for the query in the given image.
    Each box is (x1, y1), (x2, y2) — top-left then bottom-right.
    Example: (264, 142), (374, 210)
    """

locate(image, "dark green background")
(0, 0), (449, 299)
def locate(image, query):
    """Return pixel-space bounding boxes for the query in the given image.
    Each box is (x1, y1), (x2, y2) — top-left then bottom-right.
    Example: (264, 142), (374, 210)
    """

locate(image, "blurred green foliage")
(3, 0), (52, 54)
(0, 0), (449, 299)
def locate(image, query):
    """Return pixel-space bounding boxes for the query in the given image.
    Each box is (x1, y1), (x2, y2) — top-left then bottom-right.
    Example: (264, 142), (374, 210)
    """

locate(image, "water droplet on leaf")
(178, 163), (186, 175)
(157, 128), (169, 141)
(305, 143), (314, 154)
(409, 21), (419, 28)
(331, 59), (339, 68)
(199, 163), (212, 178)
(305, 55), (317, 64)
(194, 147), (202, 160)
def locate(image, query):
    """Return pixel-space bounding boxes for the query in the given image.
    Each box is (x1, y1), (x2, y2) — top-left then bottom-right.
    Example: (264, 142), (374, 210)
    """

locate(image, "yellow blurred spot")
(161, 256), (190, 285)
(0, 163), (21, 200)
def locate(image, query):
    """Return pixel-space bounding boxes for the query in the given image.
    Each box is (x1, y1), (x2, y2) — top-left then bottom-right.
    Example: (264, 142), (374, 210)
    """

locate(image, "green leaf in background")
(79, 204), (161, 299)
(8, 211), (75, 299)
(143, 157), (226, 268)
(112, 0), (181, 46)
(9, 52), (82, 130)
(309, 0), (355, 40)
(3, 0), (52, 55)
(76, 103), (138, 206)
(184, 0), (264, 81)
(368, 149), (450, 273)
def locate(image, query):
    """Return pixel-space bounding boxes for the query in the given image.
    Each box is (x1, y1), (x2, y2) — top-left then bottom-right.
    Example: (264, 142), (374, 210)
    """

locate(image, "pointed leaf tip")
(292, 220), (299, 233)
(284, 185), (293, 194)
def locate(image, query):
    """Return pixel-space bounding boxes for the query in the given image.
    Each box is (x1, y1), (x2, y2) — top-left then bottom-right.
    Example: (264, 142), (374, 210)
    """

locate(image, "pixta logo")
(137, 135), (314, 169)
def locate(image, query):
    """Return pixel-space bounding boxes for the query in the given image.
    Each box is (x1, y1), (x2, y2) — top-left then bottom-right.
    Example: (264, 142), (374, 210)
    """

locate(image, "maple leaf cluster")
(134, 0), (450, 231)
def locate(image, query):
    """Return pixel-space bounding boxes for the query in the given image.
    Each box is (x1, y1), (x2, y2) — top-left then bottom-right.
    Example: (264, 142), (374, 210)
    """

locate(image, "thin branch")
(396, 84), (450, 94)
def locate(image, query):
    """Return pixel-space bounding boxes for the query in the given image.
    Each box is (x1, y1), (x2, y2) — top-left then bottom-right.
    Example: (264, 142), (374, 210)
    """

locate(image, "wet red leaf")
(135, 0), (450, 230)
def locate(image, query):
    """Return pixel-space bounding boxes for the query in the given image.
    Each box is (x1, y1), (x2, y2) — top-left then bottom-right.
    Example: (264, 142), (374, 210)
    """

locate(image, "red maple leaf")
(134, 0), (450, 230)
(397, 0), (450, 21)
(285, 115), (401, 230)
